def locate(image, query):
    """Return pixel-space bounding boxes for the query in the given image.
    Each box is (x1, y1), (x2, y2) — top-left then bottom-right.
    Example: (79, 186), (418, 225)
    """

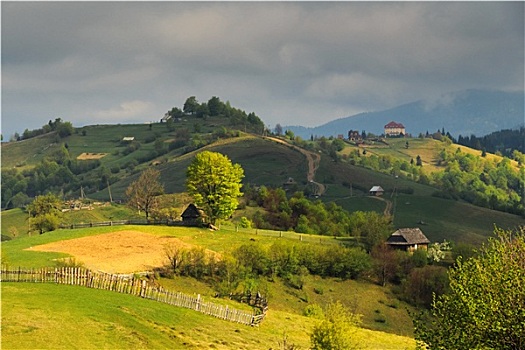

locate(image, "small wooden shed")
(386, 228), (430, 252)
(181, 204), (203, 226)
(369, 186), (384, 196)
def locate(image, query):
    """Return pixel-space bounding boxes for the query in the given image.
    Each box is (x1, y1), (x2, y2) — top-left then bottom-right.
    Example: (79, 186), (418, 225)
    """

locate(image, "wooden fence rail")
(0, 266), (267, 326)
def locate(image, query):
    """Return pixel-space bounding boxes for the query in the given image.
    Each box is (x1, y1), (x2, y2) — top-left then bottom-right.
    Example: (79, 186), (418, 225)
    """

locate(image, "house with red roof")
(384, 121), (406, 137)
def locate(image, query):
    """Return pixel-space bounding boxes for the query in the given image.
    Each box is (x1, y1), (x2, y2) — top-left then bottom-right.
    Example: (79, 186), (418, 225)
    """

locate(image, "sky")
(2, 1), (524, 139)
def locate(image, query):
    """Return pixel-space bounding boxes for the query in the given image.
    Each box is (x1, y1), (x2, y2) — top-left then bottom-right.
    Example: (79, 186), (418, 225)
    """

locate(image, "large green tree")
(186, 151), (244, 225)
(125, 168), (164, 219)
(27, 193), (62, 234)
(413, 226), (525, 349)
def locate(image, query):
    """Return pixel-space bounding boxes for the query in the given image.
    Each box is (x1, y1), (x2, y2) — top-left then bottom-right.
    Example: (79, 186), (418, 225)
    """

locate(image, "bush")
(304, 304), (324, 318)
(239, 216), (252, 228)
(310, 301), (361, 350)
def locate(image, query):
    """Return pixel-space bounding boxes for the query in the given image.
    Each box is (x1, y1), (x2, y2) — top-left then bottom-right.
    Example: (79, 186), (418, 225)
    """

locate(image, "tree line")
(165, 96), (266, 135)
(10, 118), (74, 141)
(457, 127), (525, 157)
(432, 147), (524, 216)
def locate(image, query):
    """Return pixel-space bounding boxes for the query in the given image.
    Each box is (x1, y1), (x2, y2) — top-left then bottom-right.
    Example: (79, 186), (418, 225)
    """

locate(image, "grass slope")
(90, 135), (308, 200)
(2, 283), (415, 349)
(2, 225), (417, 341)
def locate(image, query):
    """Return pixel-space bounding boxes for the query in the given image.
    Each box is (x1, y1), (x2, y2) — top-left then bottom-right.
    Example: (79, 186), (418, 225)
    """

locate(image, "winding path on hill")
(263, 137), (326, 196)
(370, 196), (393, 217)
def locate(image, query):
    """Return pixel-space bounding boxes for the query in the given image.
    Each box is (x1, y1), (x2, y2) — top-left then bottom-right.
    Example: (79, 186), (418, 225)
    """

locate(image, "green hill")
(1, 225), (416, 348)
(2, 119), (523, 246)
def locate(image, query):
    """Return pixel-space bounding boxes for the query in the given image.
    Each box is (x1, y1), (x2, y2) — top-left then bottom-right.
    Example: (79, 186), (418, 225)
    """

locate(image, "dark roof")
(386, 228), (430, 246)
(384, 121), (405, 129)
(181, 204), (201, 219)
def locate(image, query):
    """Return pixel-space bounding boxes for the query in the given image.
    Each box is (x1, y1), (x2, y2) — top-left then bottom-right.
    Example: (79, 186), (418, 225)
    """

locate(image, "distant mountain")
(285, 89), (524, 139)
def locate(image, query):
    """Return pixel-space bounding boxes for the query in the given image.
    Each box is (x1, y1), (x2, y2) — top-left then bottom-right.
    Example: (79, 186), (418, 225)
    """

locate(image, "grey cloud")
(1, 2), (523, 136)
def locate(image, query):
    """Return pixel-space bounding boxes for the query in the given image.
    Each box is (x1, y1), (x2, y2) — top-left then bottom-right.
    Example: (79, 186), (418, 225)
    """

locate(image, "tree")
(27, 193), (61, 234)
(413, 227), (525, 349)
(183, 96), (199, 115)
(310, 301), (361, 350)
(274, 123), (283, 136)
(416, 155), (423, 166)
(186, 151), (244, 225)
(125, 168), (164, 219)
(56, 121), (74, 138)
(207, 96), (224, 116)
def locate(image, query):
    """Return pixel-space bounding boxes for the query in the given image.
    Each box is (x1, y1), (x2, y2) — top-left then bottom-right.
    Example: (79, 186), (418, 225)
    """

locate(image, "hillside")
(286, 89), (524, 139)
(2, 118), (523, 246)
(1, 225), (417, 347)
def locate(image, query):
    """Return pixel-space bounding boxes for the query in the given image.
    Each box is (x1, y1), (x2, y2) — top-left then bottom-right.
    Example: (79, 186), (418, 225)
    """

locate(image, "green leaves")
(414, 226), (525, 349)
(186, 151), (244, 225)
(27, 193), (62, 234)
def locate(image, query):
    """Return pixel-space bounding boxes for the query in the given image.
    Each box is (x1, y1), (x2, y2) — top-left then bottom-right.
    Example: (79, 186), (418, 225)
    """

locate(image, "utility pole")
(107, 179), (113, 203)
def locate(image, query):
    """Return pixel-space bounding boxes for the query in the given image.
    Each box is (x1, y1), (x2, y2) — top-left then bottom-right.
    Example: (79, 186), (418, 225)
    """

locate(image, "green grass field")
(393, 194), (525, 245)
(2, 226), (413, 349)
(1, 282), (415, 349)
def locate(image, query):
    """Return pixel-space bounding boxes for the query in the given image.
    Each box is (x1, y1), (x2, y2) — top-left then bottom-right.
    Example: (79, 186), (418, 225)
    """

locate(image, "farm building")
(369, 186), (384, 196)
(181, 204), (204, 226)
(348, 130), (362, 141)
(384, 121), (406, 137)
(386, 228), (430, 252)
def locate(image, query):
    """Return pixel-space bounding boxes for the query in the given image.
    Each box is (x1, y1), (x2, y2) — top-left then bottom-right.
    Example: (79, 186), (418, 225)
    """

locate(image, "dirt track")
(26, 230), (191, 274)
(265, 137), (326, 195)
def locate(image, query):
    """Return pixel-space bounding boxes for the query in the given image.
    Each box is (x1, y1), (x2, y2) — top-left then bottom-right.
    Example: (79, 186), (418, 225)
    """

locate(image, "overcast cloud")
(2, 2), (523, 138)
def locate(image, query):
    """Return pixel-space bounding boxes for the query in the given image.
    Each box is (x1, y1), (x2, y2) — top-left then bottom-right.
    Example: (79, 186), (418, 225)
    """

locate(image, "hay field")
(26, 230), (191, 273)
(76, 152), (107, 160)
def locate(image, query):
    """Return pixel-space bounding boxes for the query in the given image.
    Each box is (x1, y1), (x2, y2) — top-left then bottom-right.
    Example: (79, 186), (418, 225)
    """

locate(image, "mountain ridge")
(285, 89), (524, 139)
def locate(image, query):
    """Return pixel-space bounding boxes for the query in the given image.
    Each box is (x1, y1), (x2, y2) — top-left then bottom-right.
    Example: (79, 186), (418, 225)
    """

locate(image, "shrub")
(304, 304), (324, 318)
(310, 301), (361, 350)
(239, 216), (252, 228)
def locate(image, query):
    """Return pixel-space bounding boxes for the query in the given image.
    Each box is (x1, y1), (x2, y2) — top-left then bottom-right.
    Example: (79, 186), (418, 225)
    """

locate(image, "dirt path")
(264, 137), (326, 196)
(370, 196), (393, 217)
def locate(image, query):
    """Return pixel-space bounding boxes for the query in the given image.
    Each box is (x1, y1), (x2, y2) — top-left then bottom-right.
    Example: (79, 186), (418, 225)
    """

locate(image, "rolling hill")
(2, 115), (523, 246)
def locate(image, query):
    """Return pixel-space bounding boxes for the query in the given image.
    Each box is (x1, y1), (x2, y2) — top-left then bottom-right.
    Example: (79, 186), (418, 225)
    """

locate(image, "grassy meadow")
(2, 224), (418, 349)
(2, 282), (415, 349)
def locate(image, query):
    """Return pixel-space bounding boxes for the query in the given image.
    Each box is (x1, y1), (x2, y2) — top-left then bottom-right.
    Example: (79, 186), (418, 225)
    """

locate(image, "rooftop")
(387, 228), (430, 245)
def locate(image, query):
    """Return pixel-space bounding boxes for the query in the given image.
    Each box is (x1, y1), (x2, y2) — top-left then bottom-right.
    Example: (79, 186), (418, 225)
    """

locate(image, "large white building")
(384, 121), (406, 137)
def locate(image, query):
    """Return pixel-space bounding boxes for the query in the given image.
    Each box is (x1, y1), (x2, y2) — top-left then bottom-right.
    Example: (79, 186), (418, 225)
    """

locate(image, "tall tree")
(125, 168), (164, 219)
(27, 193), (61, 234)
(413, 227), (525, 349)
(207, 96), (224, 116)
(274, 123), (283, 136)
(186, 151), (244, 225)
(183, 96), (199, 115)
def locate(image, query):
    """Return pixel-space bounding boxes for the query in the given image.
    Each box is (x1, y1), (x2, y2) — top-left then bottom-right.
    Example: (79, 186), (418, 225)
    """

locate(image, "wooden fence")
(59, 220), (350, 246)
(59, 219), (186, 230)
(0, 266), (267, 326)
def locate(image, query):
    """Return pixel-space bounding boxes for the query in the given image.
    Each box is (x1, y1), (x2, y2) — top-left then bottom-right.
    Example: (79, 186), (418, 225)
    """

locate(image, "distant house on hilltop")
(386, 228), (430, 252)
(384, 121), (406, 137)
(348, 130), (362, 141)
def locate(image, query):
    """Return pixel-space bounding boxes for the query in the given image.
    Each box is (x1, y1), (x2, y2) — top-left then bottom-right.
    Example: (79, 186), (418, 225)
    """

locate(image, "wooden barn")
(386, 228), (430, 252)
(369, 186), (384, 196)
(181, 204), (204, 226)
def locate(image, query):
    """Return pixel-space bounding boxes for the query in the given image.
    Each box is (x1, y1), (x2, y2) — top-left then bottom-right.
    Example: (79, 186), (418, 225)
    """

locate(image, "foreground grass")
(1, 283), (415, 349)
(2, 225), (417, 338)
